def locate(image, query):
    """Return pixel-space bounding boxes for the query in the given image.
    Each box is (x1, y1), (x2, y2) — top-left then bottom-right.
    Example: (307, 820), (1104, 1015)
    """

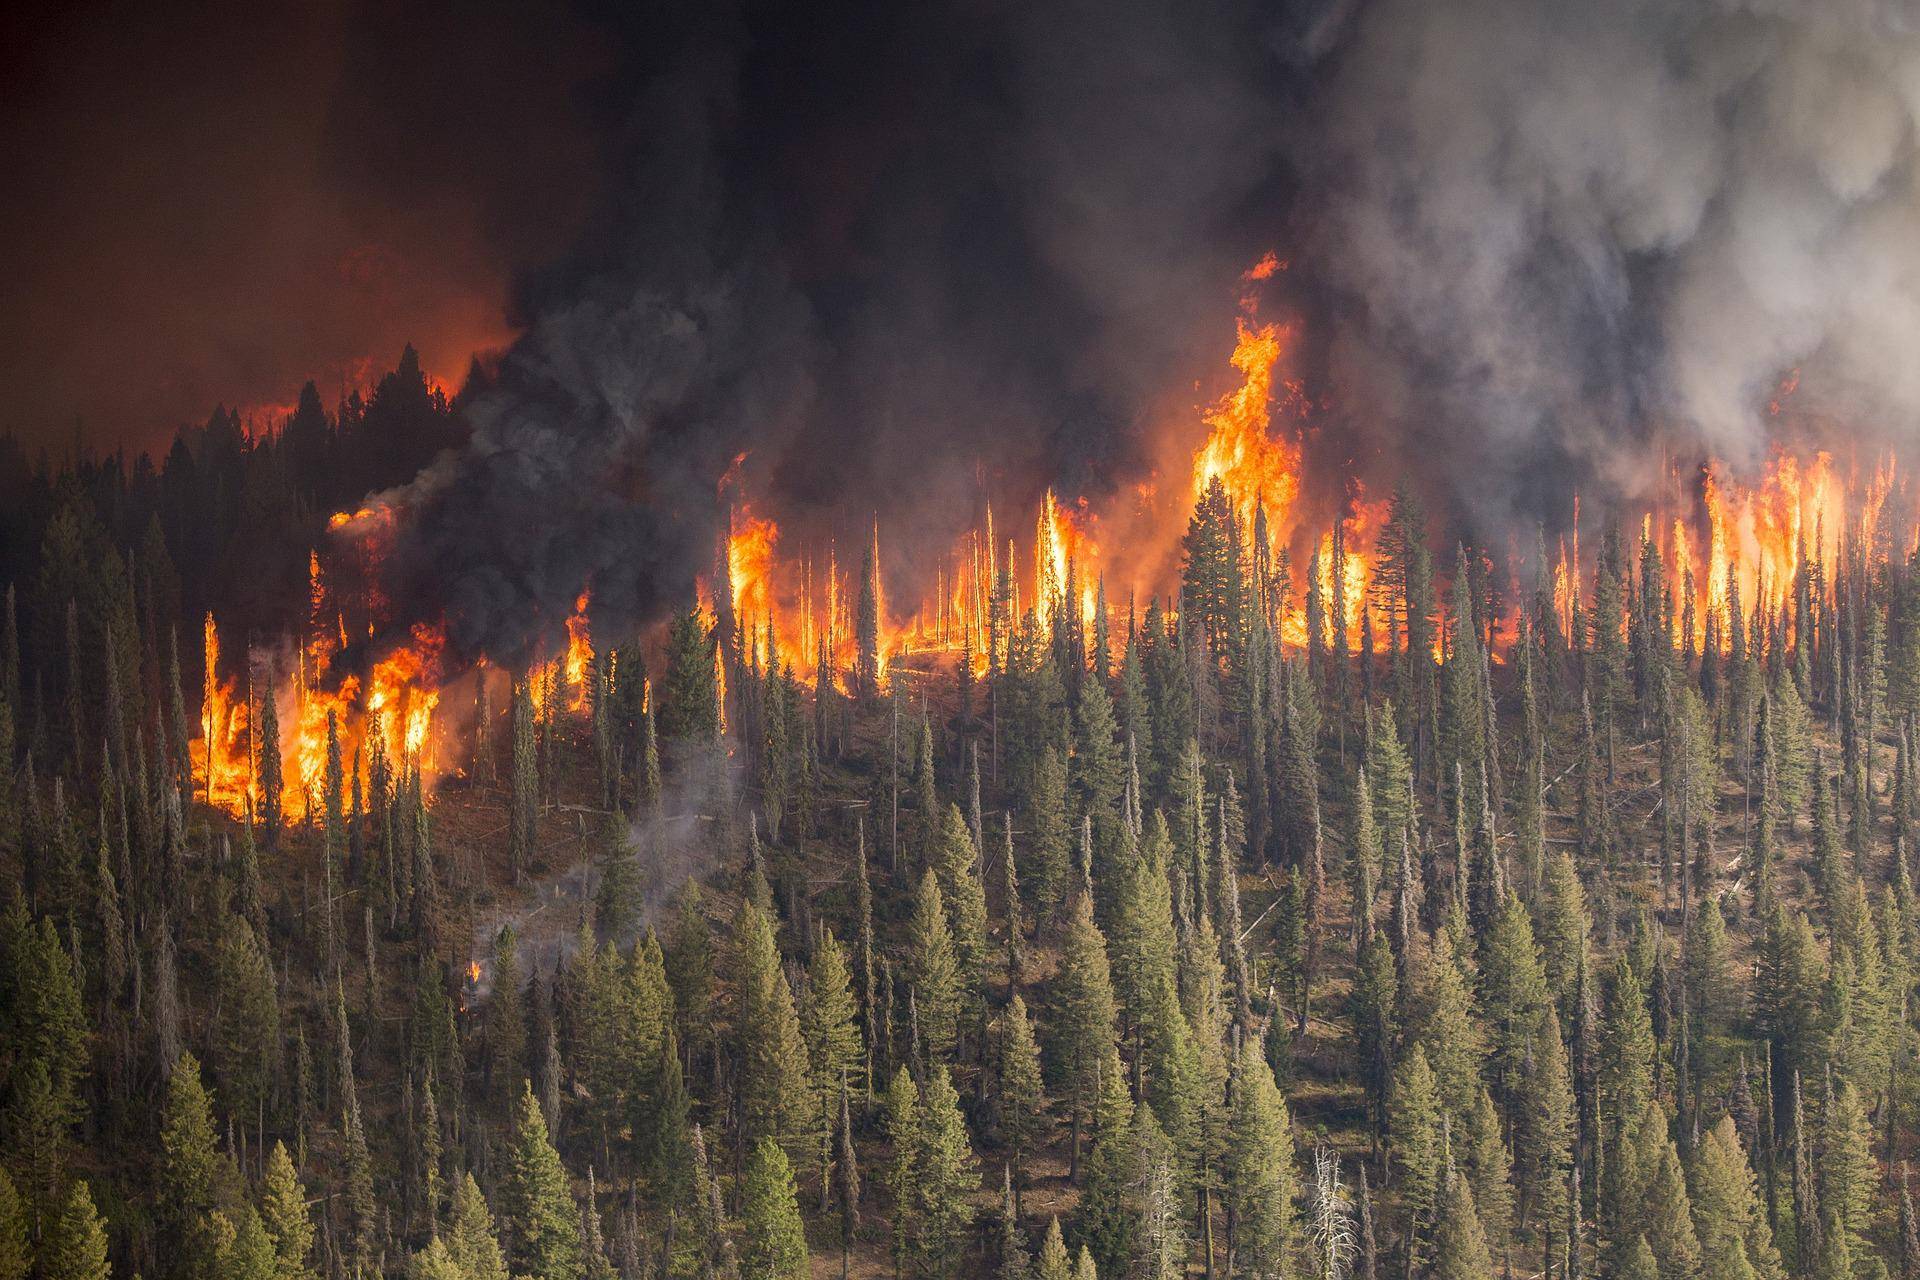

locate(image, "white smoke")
(1304, 0), (1920, 524)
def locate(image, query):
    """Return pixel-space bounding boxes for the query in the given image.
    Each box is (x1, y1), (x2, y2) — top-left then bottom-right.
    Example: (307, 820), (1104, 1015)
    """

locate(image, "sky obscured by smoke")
(10, 0), (1920, 655)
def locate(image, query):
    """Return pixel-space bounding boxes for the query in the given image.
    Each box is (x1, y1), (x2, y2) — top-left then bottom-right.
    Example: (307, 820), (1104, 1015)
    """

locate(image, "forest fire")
(177, 264), (1920, 800)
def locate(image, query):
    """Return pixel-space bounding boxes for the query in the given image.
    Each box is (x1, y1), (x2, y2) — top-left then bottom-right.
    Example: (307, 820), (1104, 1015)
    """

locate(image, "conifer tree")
(1514, 1008), (1576, 1241)
(740, 1138), (809, 1280)
(257, 683), (282, 845)
(1224, 1038), (1296, 1280)
(0, 1170), (25, 1280)
(158, 1052), (222, 1280)
(930, 805), (991, 1031)
(38, 1179), (110, 1280)
(912, 1067), (979, 1280)
(906, 870), (963, 1064)
(211, 913), (277, 1144)
(1036, 1219), (1071, 1280)
(501, 1082), (584, 1280)
(508, 676), (537, 883)
(837, 1084), (861, 1279)
(998, 992), (1047, 1199)
(734, 899), (814, 1156)
(1432, 1160), (1493, 1280)
(884, 1067), (921, 1280)
(1029, 749), (1072, 919)
(803, 929), (863, 1194)
(1390, 1044), (1444, 1247)
(1077, 1052), (1138, 1280)
(1820, 1079), (1877, 1263)
(1465, 1086), (1514, 1254)
(1051, 892), (1119, 1179)
(1689, 1116), (1783, 1280)
(257, 1142), (315, 1280)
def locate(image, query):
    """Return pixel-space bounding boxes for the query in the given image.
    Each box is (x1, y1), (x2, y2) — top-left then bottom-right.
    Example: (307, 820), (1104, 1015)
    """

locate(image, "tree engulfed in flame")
(185, 254), (1920, 822)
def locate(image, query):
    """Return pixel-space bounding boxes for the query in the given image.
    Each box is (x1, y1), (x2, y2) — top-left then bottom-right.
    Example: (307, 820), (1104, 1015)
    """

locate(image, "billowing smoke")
(370, 0), (1920, 661)
(1297, 0), (1920, 530)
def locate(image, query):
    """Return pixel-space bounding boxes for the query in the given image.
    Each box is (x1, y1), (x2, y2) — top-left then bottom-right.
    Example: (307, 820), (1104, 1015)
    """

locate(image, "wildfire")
(1192, 317), (1298, 537)
(564, 590), (592, 711)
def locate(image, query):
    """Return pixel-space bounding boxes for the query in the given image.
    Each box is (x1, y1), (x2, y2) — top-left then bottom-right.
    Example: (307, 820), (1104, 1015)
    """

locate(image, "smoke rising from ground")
(372, 0), (1920, 661)
(1300, 0), (1920, 530)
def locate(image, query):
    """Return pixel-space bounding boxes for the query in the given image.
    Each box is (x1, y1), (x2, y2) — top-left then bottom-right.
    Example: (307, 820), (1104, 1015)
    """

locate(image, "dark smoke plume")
(376, 0), (1920, 661)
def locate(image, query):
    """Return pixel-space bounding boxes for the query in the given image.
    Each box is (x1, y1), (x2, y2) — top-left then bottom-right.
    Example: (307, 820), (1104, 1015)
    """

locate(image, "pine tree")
(1431, 1162), (1493, 1280)
(998, 992), (1048, 1198)
(930, 805), (991, 1031)
(1028, 749), (1072, 919)
(1390, 1044), (1444, 1244)
(508, 676), (537, 883)
(734, 899), (813, 1155)
(1514, 1008), (1576, 1242)
(803, 930), (864, 1193)
(1225, 1038), (1296, 1280)
(257, 684), (282, 846)
(906, 869), (963, 1064)
(0, 1170), (26, 1280)
(1077, 1052), (1138, 1280)
(158, 1052), (223, 1280)
(838, 1085), (862, 1280)
(1036, 1219), (1071, 1280)
(13, 914), (88, 1124)
(501, 1082), (584, 1280)
(740, 1138), (809, 1280)
(1135, 1106), (1187, 1280)
(259, 1141), (316, 1280)
(211, 913), (277, 1144)
(38, 1180), (110, 1280)
(1051, 892), (1118, 1179)
(912, 1067), (979, 1280)
(1689, 1116), (1783, 1280)
(1820, 1079), (1877, 1262)
(1406, 934), (1486, 1116)
(1465, 1086), (1514, 1254)
(884, 1067), (921, 1280)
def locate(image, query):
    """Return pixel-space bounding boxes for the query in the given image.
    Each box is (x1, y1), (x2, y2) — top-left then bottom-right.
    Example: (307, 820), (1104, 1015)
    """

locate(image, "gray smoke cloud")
(368, 0), (1920, 664)
(1300, 0), (1920, 530)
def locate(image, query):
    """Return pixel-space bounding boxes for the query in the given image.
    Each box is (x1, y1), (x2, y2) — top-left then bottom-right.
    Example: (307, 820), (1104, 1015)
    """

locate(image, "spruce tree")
(1224, 1037), (1297, 1280)
(508, 676), (537, 883)
(884, 1067), (921, 1280)
(1820, 1079), (1877, 1263)
(0, 1170), (25, 1280)
(912, 1067), (979, 1280)
(158, 1052), (223, 1280)
(1036, 1219), (1071, 1280)
(1689, 1116), (1783, 1280)
(259, 1141), (315, 1280)
(1051, 892), (1118, 1179)
(740, 1138), (809, 1280)
(803, 929), (863, 1194)
(501, 1082), (584, 1280)
(734, 899), (813, 1156)
(906, 869), (963, 1064)
(38, 1180), (110, 1280)
(1431, 1162), (1493, 1280)
(998, 992), (1048, 1198)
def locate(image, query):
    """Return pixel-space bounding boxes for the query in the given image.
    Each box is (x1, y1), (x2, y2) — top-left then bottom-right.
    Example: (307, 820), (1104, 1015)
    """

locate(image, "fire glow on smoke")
(189, 263), (1917, 818)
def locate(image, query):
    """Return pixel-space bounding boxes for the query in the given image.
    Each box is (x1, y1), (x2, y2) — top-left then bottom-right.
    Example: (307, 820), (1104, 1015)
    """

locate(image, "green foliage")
(910, 1068), (979, 1280)
(740, 1138), (808, 1280)
(1224, 1038), (1296, 1280)
(733, 899), (813, 1155)
(259, 1142), (315, 1280)
(38, 1180), (110, 1280)
(501, 1083), (583, 1280)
